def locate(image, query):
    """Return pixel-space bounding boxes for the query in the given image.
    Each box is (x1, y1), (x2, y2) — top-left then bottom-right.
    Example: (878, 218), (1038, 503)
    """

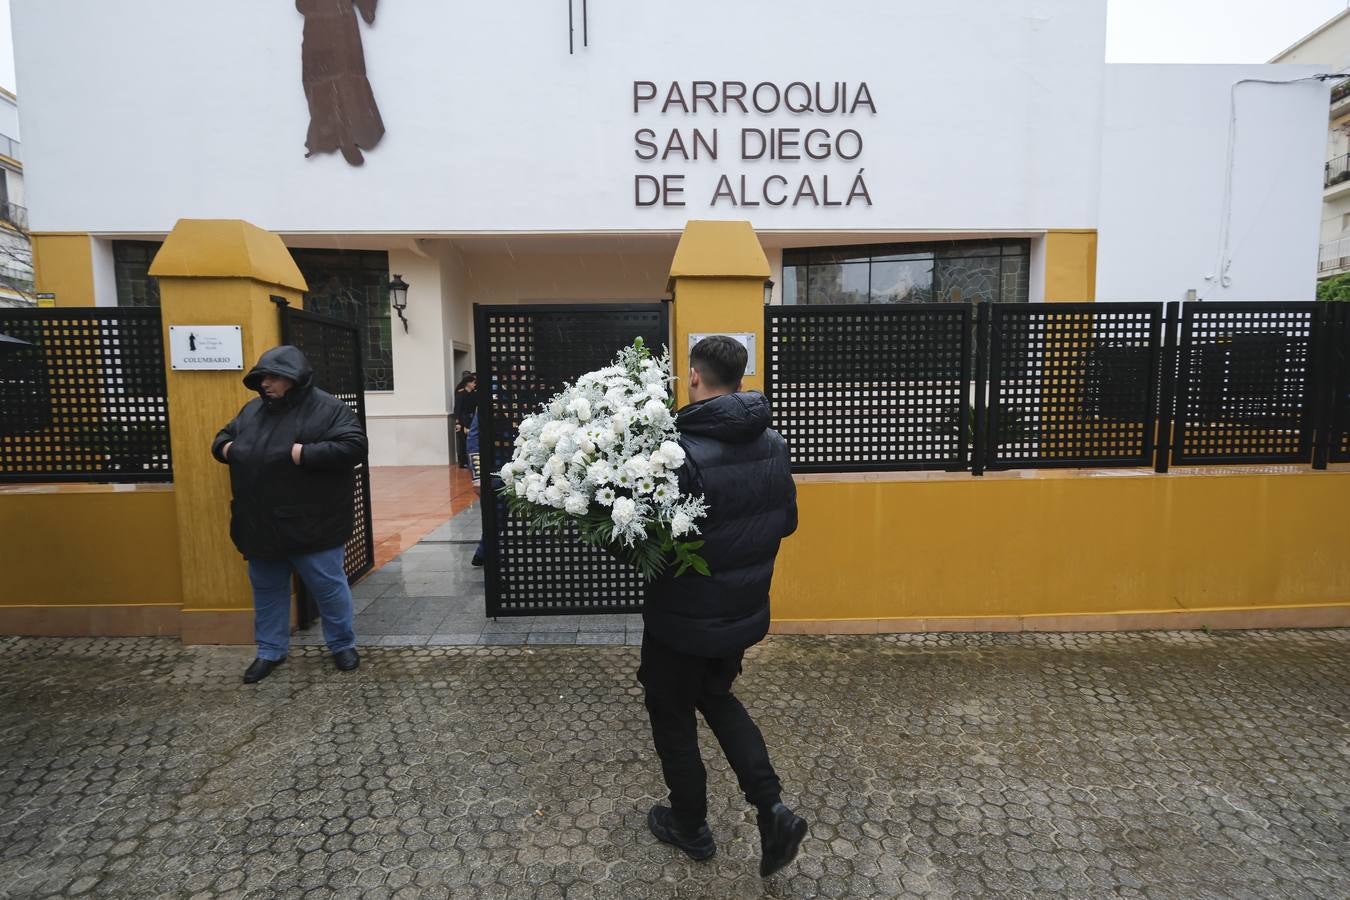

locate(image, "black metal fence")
(476, 303), (670, 617)
(0, 308), (172, 483)
(277, 301), (375, 587)
(764, 304), (972, 472)
(766, 301), (1349, 475)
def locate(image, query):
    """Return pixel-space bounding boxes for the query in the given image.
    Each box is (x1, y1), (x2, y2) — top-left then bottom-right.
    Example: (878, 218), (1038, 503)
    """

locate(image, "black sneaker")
(647, 805), (716, 861)
(243, 657), (284, 684)
(471, 552), (484, 567)
(758, 803), (808, 877)
(333, 648), (360, 671)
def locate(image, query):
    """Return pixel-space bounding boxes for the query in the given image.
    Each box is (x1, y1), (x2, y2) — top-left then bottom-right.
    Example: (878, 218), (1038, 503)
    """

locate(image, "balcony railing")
(1, 202), (26, 231)
(0, 134), (19, 163)
(1319, 238), (1350, 274)
(1327, 153), (1350, 188)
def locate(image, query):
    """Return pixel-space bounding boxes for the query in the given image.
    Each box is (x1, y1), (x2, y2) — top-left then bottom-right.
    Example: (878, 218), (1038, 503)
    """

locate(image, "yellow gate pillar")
(148, 220), (308, 645)
(667, 220), (771, 408)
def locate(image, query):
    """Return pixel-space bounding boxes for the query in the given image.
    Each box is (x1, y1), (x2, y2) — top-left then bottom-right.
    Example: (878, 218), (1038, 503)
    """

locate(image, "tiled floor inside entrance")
(298, 466), (643, 647)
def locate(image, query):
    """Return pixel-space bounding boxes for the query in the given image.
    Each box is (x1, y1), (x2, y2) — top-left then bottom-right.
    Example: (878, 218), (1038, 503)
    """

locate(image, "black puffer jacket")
(644, 392), (797, 657)
(211, 346), (368, 561)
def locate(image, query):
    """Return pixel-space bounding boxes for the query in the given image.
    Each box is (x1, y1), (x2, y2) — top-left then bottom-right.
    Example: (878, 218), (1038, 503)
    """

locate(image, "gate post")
(667, 220), (771, 408)
(148, 220), (308, 645)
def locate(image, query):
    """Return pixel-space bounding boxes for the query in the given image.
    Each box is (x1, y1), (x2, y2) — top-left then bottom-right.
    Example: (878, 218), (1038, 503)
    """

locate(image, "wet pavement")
(1, 629), (1347, 898)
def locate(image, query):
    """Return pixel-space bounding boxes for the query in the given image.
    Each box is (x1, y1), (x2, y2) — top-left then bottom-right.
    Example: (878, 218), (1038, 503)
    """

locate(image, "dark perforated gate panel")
(475, 304), (669, 617)
(0, 308), (172, 483)
(765, 304), (973, 472)
(1324, 302), (1350, 464)
(279, 304), (375, 584)
(1171, 303), (1318, 465)
(985, 303), (1163, 469)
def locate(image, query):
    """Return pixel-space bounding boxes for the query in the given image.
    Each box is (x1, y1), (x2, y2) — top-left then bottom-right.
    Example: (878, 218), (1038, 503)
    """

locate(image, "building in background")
(0, 86), (30, 307)
(1271, 9), (1350, 280)
(12, 0), (1330, 465)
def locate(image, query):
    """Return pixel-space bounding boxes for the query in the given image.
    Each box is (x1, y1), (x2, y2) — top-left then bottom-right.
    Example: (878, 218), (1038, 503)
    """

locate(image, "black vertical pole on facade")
(972, 303), (990, 476)
(1312, 301), (1333, 471)
(472, 304), (500, 617)
(582, 0), (588, 47)
(956, 302), (974, 471)
(1155, 301), (1179, 474)
(567, 0), (574, 54)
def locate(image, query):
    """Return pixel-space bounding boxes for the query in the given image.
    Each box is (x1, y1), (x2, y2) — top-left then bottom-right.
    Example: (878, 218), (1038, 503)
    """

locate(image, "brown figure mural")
(298, 0), (385, 166)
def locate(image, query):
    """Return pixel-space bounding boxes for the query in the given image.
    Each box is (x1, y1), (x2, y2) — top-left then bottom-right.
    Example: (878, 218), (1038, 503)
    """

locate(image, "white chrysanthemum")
(653, 482), (672, 503)
(659, 440), (686, 468)
(671, 511), (694, 536)
(595, 487), (616, 506)
(611, 496), (637, 526)
(643, 398), (668, 422)
(614, 468), (634, 488)
(636, 476), (655, 495)
(567, 397), (592, 422)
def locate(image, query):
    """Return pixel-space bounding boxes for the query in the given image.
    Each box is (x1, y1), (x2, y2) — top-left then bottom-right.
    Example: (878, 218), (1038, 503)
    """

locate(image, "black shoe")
(758, 803), (808, 878)
(243, 657), (284, 684)
(647, 806), (716, 861)
(333, 648), (360, 671)
(471, 552), (484, 567)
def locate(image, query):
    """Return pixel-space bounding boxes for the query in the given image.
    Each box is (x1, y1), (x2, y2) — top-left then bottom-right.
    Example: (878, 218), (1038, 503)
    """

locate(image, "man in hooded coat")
(212, 345), (369, 683)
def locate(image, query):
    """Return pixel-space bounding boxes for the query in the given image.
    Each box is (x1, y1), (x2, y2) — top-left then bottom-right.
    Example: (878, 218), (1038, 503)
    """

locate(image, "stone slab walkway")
(2, 630), (1348, 898)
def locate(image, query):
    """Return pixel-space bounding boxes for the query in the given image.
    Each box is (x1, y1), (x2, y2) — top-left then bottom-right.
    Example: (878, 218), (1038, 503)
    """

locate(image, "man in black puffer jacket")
(640, 336), (808, 879)
(212, 345), (368, 684)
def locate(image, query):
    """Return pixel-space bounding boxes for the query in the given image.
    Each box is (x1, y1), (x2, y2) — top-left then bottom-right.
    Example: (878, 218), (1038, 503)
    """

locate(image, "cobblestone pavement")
(1, 630), (1348, 899)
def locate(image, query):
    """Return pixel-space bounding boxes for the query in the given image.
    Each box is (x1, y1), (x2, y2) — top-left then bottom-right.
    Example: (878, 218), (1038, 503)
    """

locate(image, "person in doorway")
(212, 345), (369, 684)
(639, 335), (807, 878)
(452, 372), (478, 469)
(465, 410), (485, 567)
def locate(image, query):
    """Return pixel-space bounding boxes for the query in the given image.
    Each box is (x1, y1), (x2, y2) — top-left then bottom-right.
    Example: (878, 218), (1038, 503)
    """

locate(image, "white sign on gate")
(168, 325), (244, 370)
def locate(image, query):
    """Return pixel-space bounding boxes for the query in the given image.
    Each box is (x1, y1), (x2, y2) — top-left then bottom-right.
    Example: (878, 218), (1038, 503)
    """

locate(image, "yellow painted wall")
(31, 233), (95, 307)
(772, 470), (1350, 622)
(1, 489), (182, 606)
(1043, 230), (1097, 302)
(671, 277), (765, 407)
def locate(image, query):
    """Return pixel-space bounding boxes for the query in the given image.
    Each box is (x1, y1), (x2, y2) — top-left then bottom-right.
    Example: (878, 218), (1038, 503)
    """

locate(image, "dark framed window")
(782, 238), (1031, 305)
(113, 241), (163, 308)
(289, 249), (394, 392)
(113, 241), (395, 392)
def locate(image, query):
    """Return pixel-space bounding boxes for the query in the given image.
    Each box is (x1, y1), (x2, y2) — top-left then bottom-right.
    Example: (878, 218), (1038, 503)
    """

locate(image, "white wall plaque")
(687, 332), (757, 376)
(169, 325), (244, 370)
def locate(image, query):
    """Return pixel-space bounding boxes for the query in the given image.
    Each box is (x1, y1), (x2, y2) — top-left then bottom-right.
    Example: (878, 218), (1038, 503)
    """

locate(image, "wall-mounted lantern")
(389, 274), (410, 332)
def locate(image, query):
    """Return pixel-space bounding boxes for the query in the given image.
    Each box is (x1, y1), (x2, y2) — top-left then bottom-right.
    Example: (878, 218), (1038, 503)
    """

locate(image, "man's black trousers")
(638, 631), (782, 828)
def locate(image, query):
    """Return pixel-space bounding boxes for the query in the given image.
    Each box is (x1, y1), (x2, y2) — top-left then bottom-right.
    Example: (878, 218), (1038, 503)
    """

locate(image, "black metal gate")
(275, 300), (376, 623)
(475, 303), (670, 617)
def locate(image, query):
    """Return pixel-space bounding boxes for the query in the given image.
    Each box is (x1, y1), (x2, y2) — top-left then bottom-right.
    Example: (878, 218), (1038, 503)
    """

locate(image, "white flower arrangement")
(498, 338), (709, 581)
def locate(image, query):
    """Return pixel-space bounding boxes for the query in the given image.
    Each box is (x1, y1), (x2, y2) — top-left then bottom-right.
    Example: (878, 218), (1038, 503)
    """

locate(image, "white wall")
(364, 247), (451, 467)
(13, 0), (1107, 234)
(1096, 65), (1327, 302)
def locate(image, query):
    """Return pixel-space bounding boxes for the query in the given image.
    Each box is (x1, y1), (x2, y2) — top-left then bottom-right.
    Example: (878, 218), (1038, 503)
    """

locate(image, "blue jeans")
(246, 545), (356, 661)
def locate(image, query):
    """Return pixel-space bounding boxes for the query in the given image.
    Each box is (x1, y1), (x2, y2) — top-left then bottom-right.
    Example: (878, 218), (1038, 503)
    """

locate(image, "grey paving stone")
(376, 635), (431, 646)
(527, 632), (577, 645)
(479, 633), (527, 645)
(576, 633), (626, 646)
(426, 634), (484, 646)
